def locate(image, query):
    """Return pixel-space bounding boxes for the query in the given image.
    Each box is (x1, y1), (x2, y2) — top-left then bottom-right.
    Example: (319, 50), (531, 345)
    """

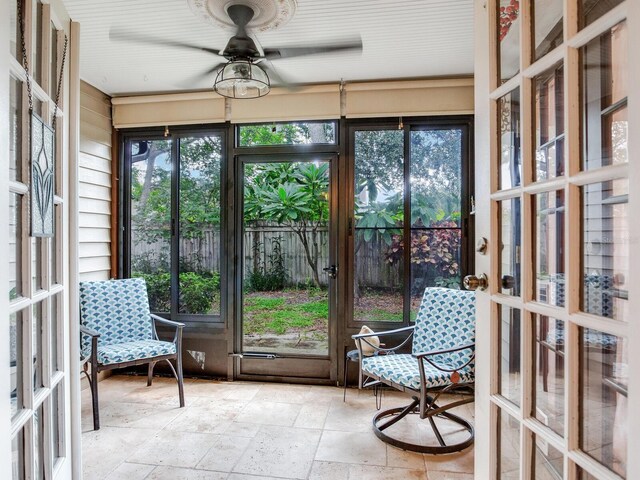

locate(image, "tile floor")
(82, 375), (475, 480)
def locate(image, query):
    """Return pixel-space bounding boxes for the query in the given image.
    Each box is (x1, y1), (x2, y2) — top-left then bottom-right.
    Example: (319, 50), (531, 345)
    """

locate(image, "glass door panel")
(242, 160), (331, 357)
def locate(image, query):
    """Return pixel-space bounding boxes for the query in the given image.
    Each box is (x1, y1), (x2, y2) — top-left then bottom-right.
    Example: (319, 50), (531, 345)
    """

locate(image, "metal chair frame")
(80, 313), (185, 431)
(353, 325), (475, 454)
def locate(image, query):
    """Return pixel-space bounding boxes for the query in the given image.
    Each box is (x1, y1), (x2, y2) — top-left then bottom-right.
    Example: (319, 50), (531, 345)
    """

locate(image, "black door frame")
(232, 152), (340, 383)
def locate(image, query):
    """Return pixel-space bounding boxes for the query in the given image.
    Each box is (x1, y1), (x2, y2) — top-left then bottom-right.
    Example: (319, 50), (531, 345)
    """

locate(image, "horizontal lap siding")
(79, 81), (113, 280)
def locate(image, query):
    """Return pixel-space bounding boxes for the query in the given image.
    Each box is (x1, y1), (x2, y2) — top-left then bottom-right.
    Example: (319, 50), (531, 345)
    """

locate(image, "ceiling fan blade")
(175, 62), (227, 89)
(263, 38), (362, 61)
(110, 28), (224, 57)
(260, 61), (300, 91)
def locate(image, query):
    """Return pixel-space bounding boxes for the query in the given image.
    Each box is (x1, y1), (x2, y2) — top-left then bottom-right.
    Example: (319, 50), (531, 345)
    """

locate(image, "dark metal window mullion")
(403, 124), (411, 326)
(170, 136), (180, 320)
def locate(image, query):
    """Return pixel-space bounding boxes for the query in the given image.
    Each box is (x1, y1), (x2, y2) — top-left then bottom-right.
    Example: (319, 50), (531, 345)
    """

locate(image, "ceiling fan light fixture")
(213, 59), (270, 99)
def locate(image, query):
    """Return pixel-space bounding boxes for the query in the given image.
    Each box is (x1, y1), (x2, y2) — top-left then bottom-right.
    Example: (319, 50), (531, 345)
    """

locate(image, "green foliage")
(179, 272), (220, 314)
(247, 237), (287, 292)
(132, 271), (220, 315)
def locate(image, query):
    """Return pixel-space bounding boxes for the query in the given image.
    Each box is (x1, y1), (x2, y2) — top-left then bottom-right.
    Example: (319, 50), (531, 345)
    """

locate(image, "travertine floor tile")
(315, 430), (387, 466)
(127, 430), (218, 468)
(104, 462), (155, 480)
(196, 434), (252, 472)
(348, 464), (427, 479)
(146, 466), (228, 480)
(308, 461), (350, 480)
(233, 425), (321, 479)
(235, 400), (301, 427)
(424, 446), (474, 473)
(83, 427), (155, 480)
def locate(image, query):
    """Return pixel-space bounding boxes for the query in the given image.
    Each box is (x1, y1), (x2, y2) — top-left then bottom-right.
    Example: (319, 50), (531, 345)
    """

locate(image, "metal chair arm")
(352, 326), (415, 355)
(151, 313), (184, 344)
(351, 325), (414, 340)
(80, 325), (100, 338)
(414, 343), (475, 359)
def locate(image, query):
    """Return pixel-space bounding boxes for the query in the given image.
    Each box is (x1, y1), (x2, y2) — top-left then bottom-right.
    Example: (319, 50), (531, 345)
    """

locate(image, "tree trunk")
(294, 226), (321, 288)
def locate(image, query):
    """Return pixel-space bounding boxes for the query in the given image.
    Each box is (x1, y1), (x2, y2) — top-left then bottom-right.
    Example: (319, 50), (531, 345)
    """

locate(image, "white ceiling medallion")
(188, 0), (297, 32)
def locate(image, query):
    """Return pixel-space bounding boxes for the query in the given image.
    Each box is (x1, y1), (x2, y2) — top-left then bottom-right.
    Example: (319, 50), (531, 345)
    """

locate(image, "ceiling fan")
(110, 4), (362, 99)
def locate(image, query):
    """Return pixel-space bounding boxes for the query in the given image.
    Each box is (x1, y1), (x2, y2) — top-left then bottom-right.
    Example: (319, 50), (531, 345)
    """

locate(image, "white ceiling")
(62, 0), (474, 96)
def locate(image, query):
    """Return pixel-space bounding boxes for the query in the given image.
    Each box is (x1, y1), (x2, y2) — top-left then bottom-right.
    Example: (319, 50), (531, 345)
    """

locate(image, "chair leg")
(176, 350), (185, 408)
(91, 363), (100, 431)
(163, 357), (185, 408)
(343, 353), (349, 402)
(147, 361), (156, 387)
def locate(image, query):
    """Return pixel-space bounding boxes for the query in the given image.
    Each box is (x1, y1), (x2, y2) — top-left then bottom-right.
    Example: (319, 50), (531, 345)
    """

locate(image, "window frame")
(345, 116), (475, 329)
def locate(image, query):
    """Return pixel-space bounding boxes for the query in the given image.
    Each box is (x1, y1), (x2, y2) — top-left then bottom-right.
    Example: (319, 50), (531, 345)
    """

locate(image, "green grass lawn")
(243, 293), (328, 335)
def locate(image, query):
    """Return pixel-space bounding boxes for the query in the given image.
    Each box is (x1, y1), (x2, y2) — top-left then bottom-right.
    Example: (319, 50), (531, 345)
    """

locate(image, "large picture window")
(123, 129), (225, 322)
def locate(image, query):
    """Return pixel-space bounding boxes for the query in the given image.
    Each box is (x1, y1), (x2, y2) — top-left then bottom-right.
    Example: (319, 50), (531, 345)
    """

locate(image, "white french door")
(474, 0), (639, 478)
(3, 0), (72, 478)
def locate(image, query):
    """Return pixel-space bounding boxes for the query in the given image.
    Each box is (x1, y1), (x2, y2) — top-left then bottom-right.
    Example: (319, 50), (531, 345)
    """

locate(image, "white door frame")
(474, 0), (639, 478)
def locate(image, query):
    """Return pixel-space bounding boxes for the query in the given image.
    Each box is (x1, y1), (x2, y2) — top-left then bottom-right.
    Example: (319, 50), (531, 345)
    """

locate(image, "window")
(124, 130), (225, 322)
(350, 119), (473, 324)
(238, 121), (337, 147)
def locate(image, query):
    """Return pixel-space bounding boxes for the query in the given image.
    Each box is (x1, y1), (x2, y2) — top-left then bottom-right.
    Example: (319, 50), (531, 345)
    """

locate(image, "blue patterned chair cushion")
(412, 288), (476, 369)
(362, 353), (474, 390)
(97, 340), (176, 365)
(79, 278), (154, 357)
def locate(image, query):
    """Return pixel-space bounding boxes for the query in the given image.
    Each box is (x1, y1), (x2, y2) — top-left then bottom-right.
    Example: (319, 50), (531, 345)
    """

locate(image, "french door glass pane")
(535, 65), (564, 180)
(52, 384), (62, 461)
(178, 135), (222, 316)
(500, 305), (521, 406)
(500, 198), (521, 296)
(130, 139), (172, 313)
(31, 0), (43, 85)
(238, 122), (336, 146)
(49, 23), (58, 100)
(581, 180), (628, 322)
(533, 0), (563, 60)
(410, 129), (463, 314)
(499, 409), (520, 479)
(353, 130), (404, 323)
(51, 293), (60, 372)
(534, 315), (564, 436)
(533, 437), (564, 479)
(10, 0), (19, 59)
(499, 88), (522, 189)
(10, 311), (23, 418)
(33, 237), (43, 292)
(581, 22), (628, 170)
(580, 328), (627, 476)
(34, 404), (45, 480)
(577, 468), (598, 479)
(580, 0), (624, 28)
(11, 429), (25, 480)
(498, 0), (520, 83)
(10, 193), (22, 300)
(534, 190), (565, 306)
(243, 161), (330, 355)
(50, 212), (58, 285)
(10, 75), (22, 182)
(33, 302), (43, 390)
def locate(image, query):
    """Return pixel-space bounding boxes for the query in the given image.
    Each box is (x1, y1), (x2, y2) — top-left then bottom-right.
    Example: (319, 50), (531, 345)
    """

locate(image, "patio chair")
(353, 287), (475, 454)
(79, 278), (185, 430)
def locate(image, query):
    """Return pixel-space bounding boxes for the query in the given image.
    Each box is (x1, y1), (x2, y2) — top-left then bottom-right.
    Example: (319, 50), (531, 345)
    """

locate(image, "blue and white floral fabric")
(79, 278), (174, 365)
(362, 287), (476, 390)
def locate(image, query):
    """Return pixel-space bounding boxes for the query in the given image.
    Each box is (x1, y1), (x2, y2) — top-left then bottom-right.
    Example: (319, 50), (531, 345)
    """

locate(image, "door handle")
(323, 265), (338, 279)
(463, 274), (488, 291)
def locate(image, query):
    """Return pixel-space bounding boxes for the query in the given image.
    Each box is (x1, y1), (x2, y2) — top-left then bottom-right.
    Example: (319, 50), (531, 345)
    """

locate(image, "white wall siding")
(79, 81), (112, 281)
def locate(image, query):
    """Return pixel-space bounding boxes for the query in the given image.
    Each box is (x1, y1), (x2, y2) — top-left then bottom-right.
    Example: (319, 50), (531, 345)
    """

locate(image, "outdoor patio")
(81, 375), (475, 480)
